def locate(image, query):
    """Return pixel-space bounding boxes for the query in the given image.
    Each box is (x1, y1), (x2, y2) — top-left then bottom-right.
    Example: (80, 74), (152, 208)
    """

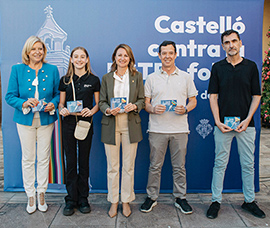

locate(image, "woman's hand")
(124, 103), (137, 113)
(22, 98), (39, 108)
(81, 108), (93, 117)
(44, 102), (55, 112)
(59, 107), (70, 117)
(107, 107), (121, 116)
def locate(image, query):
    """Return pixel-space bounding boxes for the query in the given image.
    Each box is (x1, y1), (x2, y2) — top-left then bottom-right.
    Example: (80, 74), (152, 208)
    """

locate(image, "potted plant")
(261, 26), (270, 127)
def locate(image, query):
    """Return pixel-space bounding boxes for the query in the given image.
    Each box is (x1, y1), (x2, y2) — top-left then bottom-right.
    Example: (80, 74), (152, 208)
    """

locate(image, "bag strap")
(71, 80), (78, 122)
(71, 80), (76, 101)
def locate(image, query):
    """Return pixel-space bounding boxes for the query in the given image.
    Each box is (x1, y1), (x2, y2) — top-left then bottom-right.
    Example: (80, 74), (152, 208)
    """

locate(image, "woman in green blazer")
(99, 44), (144, 218)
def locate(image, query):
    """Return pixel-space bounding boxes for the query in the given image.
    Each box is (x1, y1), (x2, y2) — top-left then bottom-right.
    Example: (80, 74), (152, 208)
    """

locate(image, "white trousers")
(105, 113), (138, 203)
(17, 118), (54, 197)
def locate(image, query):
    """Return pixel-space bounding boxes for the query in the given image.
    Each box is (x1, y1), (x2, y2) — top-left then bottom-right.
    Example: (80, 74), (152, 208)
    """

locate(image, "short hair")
(64, 47), (92, 84)
(110, 44), (137, 76)
(221, 29), (241, 43)
(22, 36), (47, 65)
(159, 40), (176, 54)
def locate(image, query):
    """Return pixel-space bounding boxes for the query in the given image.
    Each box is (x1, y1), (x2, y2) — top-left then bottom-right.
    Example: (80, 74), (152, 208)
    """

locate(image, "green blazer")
(99, 71), (145, 145)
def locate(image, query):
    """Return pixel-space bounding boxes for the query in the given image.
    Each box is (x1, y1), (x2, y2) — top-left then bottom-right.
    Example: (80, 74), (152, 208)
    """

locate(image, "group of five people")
(5, 29), (265, 219)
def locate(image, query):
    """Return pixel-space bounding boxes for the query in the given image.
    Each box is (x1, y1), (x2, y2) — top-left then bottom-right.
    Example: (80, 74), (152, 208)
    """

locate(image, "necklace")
(116, 70), (124, 80)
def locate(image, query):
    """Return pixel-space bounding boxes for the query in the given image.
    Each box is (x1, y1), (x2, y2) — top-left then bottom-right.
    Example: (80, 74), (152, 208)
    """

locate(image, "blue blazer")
(5, 63), (60, 126)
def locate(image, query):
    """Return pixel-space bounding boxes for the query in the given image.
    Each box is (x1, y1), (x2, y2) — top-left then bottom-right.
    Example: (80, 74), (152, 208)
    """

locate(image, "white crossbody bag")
(71, 80), (92, 140)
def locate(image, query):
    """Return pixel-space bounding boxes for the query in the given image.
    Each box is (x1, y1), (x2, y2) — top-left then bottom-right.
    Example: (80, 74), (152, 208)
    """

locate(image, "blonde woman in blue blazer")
(5, 36), (60, 214)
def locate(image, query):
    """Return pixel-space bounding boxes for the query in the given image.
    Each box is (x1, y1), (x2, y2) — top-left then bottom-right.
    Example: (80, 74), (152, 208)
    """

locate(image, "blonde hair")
(110, 44), (137, 76)
(64, 47), (92, 84)
(22, 36), (47, 65)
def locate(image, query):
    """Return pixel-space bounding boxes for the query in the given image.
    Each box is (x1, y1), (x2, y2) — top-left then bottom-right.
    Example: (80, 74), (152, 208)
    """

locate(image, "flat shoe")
(63, 204), (75, 216)
(79, 202), (91, 214)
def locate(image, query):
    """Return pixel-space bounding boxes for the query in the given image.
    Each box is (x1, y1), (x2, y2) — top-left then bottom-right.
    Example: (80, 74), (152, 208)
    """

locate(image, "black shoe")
(140, 197), (157, 213)
(79, 202), (91, 214)
(206, 201), (220, 219)
(63, 204), (75, 216)
(241, 201), (266, 218)
(175, 198), (193, 214)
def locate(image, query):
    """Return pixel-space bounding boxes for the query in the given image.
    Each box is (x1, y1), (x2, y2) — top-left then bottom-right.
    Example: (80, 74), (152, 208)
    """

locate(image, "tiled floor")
(0, 127), (270, 227)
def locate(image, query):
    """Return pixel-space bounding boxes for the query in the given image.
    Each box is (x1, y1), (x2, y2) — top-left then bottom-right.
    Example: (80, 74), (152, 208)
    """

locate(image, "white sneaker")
(26, 196), (36, 214)
(38, 192), (48, 212)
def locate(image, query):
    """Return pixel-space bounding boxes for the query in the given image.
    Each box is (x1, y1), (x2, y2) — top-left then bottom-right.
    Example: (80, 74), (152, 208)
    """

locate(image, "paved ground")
(0, 128), (269, 227)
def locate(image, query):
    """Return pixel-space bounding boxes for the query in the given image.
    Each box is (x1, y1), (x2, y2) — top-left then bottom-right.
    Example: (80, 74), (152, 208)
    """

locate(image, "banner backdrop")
(0, 0), (264, 193)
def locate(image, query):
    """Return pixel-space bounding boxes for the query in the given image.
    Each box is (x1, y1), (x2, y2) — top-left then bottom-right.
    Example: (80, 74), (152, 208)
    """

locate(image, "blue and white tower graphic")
(36, 5), (70, 76)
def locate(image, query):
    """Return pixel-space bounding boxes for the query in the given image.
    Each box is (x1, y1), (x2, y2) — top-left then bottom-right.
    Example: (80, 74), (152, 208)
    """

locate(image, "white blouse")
(113, 69), (130, 113)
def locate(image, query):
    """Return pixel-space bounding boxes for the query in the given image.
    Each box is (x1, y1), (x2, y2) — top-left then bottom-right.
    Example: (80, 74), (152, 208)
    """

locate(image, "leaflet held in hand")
(224, 116), (240, 130)
(32, 98), (47, 112)
(67, 100), (83, 113)
(161, 100), (177, 112)
(111, 97), (127, 110)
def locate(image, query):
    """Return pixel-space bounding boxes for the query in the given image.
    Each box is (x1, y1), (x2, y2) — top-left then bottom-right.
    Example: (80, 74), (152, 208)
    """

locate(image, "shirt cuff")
(22, 107), (31, 115)
(49, 109), (55, 115)
(133, 104), (138, 113)
(105, 108), (111, 116)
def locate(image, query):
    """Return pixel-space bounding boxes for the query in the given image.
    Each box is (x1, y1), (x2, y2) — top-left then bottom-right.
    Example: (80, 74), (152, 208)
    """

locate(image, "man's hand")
(235, 119), (249, 133)
(216, 122), (233, 133)
(174, 105), (186, 115)
(234, 95), (260, 133)
(153, 104), (166, 114)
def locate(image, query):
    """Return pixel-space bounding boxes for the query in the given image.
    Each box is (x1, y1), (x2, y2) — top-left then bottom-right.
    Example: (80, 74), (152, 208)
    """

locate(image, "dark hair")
(110, 44), (137, 76)
(221, 29), (241, 43)
(159, 40), (176, 54)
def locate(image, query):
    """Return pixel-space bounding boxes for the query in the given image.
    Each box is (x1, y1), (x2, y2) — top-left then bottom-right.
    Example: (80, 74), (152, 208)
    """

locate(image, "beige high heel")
(38, 192), (48, 212)
(26, 196), (36, 214)
(108, 203), (118, 218)
(122, 202), (131, 217)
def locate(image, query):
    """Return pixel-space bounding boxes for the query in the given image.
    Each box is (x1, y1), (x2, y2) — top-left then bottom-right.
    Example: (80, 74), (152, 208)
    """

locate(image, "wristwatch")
(184, 106), (188, 114)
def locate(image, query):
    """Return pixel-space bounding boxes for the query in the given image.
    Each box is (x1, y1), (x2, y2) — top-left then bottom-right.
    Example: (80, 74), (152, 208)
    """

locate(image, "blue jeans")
(211, 126), (256, 203)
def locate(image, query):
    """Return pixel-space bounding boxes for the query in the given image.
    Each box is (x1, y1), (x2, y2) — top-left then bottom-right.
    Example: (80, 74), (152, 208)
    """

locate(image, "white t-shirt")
(144, 67), (198, 133)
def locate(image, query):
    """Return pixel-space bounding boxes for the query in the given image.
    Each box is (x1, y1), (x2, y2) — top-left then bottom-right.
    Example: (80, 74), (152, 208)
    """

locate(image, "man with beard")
(206, 30), (265, 219)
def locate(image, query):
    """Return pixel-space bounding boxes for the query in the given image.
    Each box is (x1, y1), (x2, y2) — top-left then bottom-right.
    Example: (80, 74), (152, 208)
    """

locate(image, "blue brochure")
(224, 116), (240, 130)
(161, 100), (177, 112)
(67, 100), (83, 113)
(111, 97), (127, 110)
(32, 98), (47, 113)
